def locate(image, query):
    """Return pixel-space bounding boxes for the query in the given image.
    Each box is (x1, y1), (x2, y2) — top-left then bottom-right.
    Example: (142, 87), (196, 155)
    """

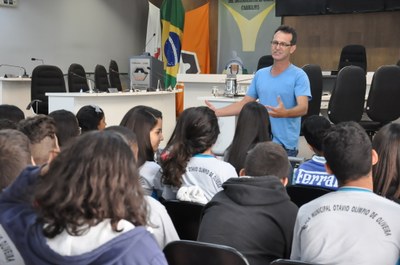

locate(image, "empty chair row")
(30, 61), (123, 114)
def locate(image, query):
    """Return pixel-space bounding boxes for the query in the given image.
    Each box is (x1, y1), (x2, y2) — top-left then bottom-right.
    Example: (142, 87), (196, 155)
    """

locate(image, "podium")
(129, 55), (164, 90)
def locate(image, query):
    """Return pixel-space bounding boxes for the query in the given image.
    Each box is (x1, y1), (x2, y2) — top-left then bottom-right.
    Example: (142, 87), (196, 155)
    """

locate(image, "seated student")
(198, 142), (298, 265)
(0, 129), (31, 191)
(105, 126), (179, 248)
(224, 101), (271, 174)
(76, 105), (106, 133)
(0, 119), (18, 130)
(293, 115), (338, 190)
(18, 115), (59, 166)
(0, 131), (168, 264)
(291, 122), (400, 265)
(49, 109), (81, 148)
(372, 123), (400, 204)
(120, 106), (164, 196)
(160, 106), (238, 202)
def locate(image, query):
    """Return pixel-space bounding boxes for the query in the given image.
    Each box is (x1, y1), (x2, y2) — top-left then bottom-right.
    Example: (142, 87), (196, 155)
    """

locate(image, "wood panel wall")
(283, 11), (400, 72)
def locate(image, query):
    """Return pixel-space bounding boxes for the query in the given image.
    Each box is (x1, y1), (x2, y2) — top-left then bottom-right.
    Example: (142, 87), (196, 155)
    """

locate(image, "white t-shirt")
(291, 186), (400, 265)
(139, 161), (161, 195)
(162, 154), (238, 201)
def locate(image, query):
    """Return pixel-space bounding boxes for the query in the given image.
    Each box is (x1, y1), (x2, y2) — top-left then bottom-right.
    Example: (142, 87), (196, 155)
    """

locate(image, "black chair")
(68, 63), (90, 92)
(29, 65), (66, 114)
(164, 240), (250, 265)
(286, 185), (332, 207)
(271, 258), (321, 265)
(162, 200), (204, 240)
(94, 64), (110, 92)
(396, 59), (400, 66)
(301, 64), (323, 128)
(257, 55), (274, 70)
(359, 65), (400, 138)
(327, 65), (366, 124)
(338, 44), (367, 73)
(109, 60), (122, 91)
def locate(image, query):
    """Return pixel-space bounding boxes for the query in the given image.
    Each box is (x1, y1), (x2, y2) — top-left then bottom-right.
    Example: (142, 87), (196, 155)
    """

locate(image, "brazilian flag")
(161, 0), (185, 90)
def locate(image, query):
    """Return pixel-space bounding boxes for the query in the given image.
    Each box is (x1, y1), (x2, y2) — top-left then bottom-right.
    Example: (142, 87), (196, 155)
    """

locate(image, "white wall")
(0, 0), (148, 76)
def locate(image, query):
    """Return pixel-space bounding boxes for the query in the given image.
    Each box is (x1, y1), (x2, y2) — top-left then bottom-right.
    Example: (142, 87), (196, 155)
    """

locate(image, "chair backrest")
(162, 200), (204, 240)
(109, 60), (122, 91)
(164, 240), (250, 265)
(338, 44), (367, 73)
(396, 59), (400, 67)
(271, 258), (321, 265)
(301, 64), (323, 125)
(257, 55), (274, 70)
(68, 63), (89, 92)
(94, 64), (110, 92)
(31, 65), (66, 114)
(286, 185), (332, 207)
(327, 65), (366, 124)
(365, 65), (400, 123)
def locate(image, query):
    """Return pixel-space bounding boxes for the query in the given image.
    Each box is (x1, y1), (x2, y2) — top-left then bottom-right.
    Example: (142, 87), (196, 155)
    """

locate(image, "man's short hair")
(323, 121), (371, 185)
(0, 129), (31, 190)
(275, 25), (297, 45)
(18, 115), (57, 165)
(244, 141), (289, 179)
(302, 115), (331, 152)
(0, 119), (17, 130)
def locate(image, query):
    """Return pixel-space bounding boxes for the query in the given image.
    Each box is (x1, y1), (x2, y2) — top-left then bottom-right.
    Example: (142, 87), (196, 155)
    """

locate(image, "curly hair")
(18, 114), (56, 144)
(161, 106), (219, 187)
(34, 130), (147, 238)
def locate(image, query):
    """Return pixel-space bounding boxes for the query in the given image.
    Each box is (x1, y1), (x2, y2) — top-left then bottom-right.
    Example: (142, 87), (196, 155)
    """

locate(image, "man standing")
(206, 25), (311, 156)
(291, 122), (400, 264)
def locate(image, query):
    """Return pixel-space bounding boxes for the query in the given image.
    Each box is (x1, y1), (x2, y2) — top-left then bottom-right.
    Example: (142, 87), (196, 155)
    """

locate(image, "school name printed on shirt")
(295, 169), (338, 188)
(187, 166), (222, 187)
(301, 204), (392, 237)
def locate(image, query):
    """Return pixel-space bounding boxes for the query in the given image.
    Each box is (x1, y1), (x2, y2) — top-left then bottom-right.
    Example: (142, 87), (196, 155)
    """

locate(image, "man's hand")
(266, 96), (287, 118)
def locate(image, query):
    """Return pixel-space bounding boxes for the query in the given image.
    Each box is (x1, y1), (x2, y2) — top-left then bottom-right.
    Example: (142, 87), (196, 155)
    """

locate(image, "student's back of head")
(18, 114), (58, 165)
(226, 101), (271, 174)
(372, 123), (400, 202)
(49, 109), (80, 148)
(323, 121), (372, 186)
(302, 115), (331, 154)
(0, 129), (31, 190)
(244, 141), (289, 180)
(76, 105), (106, 133)
(0, 104), (25, 123)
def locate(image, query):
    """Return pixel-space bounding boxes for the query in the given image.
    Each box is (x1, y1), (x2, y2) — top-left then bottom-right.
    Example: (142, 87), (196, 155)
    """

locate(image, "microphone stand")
(0, 64), (28, 78)
(69, 72), (96, 93)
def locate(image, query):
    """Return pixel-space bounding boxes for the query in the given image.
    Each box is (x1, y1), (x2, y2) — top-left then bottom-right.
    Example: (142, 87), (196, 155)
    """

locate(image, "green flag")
(161, 0), (185, 89)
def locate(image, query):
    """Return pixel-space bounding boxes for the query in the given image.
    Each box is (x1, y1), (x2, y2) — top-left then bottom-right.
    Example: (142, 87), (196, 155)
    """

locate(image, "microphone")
(31, 58), (44, 65)
(143, 33), (156, 55)
(26, 99), (42, 111)
(146, 66), (166, 91)
(0, 64), (28, 78)
(69, 72), (96, 93)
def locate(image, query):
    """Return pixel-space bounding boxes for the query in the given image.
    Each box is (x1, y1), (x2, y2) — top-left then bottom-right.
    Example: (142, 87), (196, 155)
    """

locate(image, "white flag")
(145, 1), (162, 59)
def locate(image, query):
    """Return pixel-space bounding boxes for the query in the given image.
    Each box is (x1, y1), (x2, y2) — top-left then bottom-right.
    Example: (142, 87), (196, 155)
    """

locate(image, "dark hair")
(0, 104), (25, 123)
(120, 105), (162, 167)
(302, 115), (331, 154)
(245, 141), (289, 178)
(35, 130), (147, 238)
(225, 102), (271, 174)
(372, 123), (400, 200)
(161, 106), (220, 187)
(76, 105), (105, 133)
(105, 125), (138, 147)
(323, 122), (371, 185)
(0, 119), (17, 130)
(275, 25), (297, 45)
(18, 114), (56, 144)
(49, 110), (80, 147)
(0, 129), (31, 190)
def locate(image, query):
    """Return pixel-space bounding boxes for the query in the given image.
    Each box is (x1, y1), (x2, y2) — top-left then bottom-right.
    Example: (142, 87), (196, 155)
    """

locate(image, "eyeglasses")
(271, 41), (292, 48)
